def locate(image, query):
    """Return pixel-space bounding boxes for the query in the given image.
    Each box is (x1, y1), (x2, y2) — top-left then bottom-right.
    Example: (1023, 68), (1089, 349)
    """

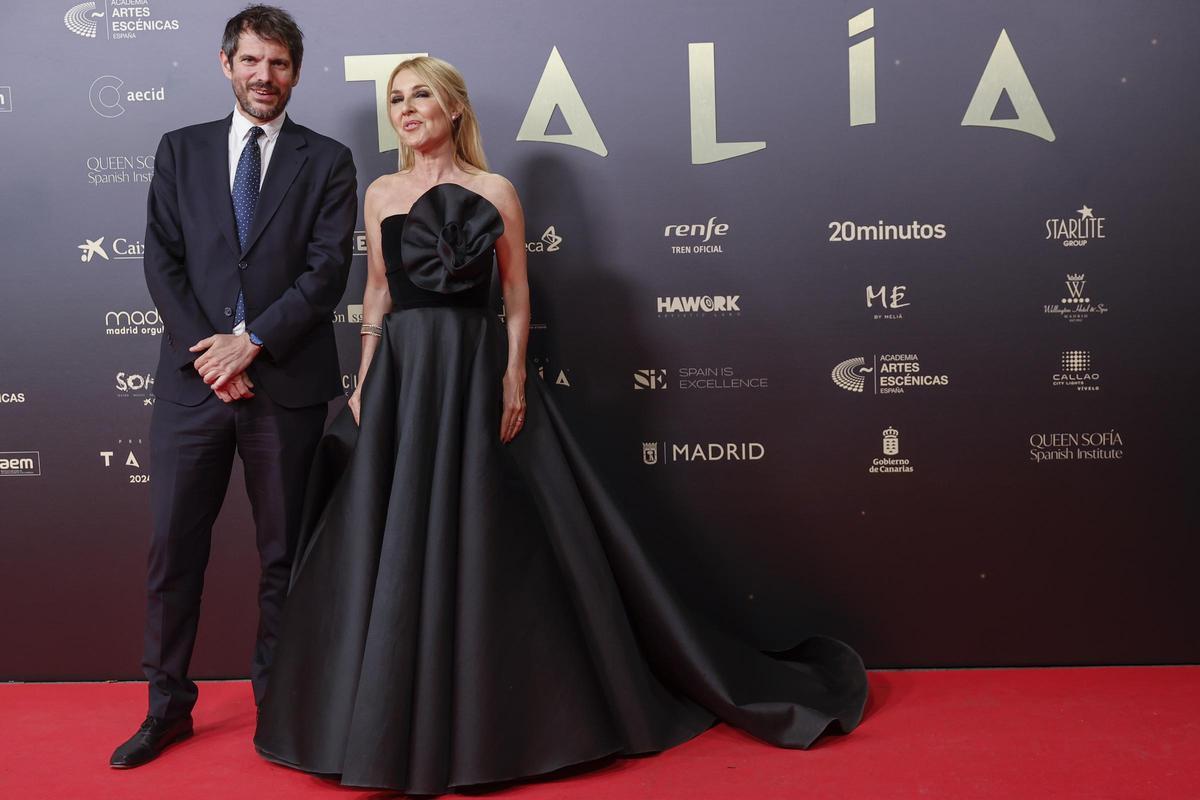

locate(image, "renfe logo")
(664, 217), (729, 243)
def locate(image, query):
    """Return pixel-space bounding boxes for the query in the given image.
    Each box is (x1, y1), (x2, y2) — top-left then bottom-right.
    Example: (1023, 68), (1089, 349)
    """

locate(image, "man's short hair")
(221, 5), (304, 71)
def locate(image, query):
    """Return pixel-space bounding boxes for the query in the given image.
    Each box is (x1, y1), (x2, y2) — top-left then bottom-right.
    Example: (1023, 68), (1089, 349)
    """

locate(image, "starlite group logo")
(1043, 273), (1108, 322)
(655, 295), (741, 317)
(527, 226), (562, 253)
(1044, 205), (1105, 247)
(832, 354), (949, 395)
(642, 440), (765, 465)
(78, 235), (143, 261)
(65, 1), (181, 41)
(0, 451), (41, 477)
(1052, 350), (1101, 392)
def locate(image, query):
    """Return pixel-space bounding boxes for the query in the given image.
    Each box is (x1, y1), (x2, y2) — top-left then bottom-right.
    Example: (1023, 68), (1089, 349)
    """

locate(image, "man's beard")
(236, 81), (290, 121)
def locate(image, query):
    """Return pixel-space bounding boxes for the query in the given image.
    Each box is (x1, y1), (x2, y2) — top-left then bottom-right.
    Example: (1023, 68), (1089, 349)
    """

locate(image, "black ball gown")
(253, 183), (868, 794)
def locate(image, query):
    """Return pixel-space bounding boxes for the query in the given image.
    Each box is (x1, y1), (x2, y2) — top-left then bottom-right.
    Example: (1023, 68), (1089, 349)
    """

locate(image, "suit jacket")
(144, 113), (357, 407)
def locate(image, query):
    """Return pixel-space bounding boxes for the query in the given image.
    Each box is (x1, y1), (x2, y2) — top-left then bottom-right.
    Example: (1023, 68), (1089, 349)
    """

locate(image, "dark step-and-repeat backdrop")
(1, 1), (1197, 678)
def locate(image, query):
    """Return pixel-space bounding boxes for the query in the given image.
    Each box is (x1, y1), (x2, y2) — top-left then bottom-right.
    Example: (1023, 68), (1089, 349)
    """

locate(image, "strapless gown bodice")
(382, 214), (494, 310)
(381, 182), (503, 311)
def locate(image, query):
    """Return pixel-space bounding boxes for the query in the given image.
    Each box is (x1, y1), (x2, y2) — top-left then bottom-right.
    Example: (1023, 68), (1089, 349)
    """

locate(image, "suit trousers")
(143, 388), (326, 721)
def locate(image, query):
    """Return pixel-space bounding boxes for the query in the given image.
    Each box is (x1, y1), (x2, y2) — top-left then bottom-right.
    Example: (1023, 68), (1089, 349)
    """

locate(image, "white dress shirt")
(228, 106), (286, 191)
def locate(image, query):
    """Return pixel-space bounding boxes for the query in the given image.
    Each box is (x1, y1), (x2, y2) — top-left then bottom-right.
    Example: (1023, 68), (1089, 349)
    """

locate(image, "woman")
(254, 56), (868, 794)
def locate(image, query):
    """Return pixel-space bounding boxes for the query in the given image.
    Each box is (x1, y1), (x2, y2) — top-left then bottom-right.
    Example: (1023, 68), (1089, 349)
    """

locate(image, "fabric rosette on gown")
(254, 184), (869, 794)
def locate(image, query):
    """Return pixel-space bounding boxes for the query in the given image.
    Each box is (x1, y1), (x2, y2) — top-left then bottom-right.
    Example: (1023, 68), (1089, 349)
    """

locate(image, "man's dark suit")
(142, 113), (356, 720)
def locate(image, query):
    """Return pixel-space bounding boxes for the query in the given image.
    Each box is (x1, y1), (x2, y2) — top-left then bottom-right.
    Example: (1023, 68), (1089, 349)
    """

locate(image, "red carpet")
(1, 667), (1197, 799)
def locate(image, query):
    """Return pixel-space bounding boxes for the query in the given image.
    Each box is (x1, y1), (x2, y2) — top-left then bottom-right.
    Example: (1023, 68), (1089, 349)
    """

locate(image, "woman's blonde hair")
(388, 56), (488, 173)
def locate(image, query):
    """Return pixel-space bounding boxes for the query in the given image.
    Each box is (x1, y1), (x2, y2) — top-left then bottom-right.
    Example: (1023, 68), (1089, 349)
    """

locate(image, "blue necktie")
(232, 126), (263, 332)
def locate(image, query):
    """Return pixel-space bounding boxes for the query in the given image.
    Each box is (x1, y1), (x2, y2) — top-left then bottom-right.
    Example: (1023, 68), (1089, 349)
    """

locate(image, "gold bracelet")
(360, 322), (383, 337)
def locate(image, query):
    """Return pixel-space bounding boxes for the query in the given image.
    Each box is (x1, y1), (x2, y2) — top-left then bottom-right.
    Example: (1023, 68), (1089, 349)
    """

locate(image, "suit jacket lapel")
(241, 117), (308, 257)
(200, 114), (241, 257)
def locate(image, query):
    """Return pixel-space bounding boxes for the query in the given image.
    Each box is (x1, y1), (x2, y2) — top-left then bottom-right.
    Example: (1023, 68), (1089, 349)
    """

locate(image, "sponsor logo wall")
(1, 0), (1195, 676)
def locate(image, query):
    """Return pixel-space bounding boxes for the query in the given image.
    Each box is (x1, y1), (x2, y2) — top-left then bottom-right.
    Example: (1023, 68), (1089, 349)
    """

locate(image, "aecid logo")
(90, 75), (167, 118)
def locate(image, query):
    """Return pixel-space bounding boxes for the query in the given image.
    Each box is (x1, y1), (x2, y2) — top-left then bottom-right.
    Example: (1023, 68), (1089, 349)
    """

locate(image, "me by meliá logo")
(642, 441), (765, 465)
(656, 295), (740, 316)
(1029, 430), (1124, 463)
(1044, 205), (1105, 246)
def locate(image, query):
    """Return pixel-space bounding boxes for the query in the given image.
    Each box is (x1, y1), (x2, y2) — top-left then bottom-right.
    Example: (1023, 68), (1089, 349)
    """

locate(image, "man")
(110, 5), (356, 768)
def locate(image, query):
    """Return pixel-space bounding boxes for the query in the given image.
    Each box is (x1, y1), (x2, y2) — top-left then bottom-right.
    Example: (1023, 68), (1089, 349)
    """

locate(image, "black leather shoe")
(109, 715), (194, 768)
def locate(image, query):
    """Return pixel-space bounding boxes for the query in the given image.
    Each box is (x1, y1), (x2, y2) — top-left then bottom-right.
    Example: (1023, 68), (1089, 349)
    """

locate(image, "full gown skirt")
(254, 184), (869, 794)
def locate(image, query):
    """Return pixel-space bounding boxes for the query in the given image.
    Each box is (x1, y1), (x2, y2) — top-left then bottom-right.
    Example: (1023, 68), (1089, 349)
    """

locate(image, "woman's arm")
(348, 178), (394, 424)
(490, 175), (529, 443)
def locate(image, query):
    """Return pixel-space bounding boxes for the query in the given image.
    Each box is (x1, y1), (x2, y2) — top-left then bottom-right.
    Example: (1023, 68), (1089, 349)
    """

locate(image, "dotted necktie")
(232, 126), (263, 331)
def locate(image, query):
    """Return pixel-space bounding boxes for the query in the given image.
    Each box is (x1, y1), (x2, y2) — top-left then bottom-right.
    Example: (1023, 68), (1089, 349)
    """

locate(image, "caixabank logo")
(64, 1), (180, 41)
(78, 234), (144, 262)
(831, 354), (949, 395)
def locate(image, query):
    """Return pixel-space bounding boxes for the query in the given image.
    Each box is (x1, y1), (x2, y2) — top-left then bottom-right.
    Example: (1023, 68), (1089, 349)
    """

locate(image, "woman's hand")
(500, 366), (527, 443)
(348, 388), (363, 426)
